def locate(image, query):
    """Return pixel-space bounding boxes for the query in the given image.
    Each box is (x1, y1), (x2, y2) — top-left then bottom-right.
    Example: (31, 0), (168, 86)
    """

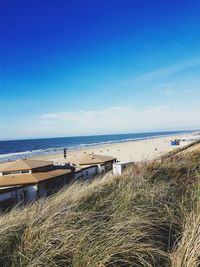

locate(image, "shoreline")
(33, 132), (199, 164)
(0, 131), (199, 164)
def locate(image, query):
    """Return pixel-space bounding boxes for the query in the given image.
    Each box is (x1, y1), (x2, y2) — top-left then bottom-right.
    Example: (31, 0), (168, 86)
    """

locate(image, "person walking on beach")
(64, 148), (67, 159)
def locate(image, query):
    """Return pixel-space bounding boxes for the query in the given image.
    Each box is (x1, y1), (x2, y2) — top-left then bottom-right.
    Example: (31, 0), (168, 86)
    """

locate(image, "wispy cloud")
(165, 89), (176, 96)
(159, 82), (194, 96)
(139, 57), (200, 80)
(164, 88), (194, 96)
(39, 107), (122, 122)
(124, 56), (200, 87)
(1, 104), (200, 139)
(37, 105), (200, 136)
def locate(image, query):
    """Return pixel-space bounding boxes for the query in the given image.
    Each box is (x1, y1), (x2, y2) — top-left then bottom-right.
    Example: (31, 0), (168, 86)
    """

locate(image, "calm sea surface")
(0, 131), (189, 162)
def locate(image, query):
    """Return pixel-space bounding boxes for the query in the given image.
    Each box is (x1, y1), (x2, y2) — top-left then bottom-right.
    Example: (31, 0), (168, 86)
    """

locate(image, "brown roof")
(0, 159), (53, 172)
(73, 154), (116, 166)
(0, 169), (72, 187)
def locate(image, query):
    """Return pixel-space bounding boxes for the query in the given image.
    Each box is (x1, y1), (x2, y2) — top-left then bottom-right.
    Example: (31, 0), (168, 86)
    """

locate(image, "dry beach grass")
(0, 149), (200, 266)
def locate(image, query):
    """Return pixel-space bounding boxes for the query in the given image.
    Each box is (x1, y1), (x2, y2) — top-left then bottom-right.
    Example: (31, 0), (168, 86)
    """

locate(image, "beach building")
(73, 154), (116, 171)
(113, 161), (133, 176)
(170, 139), (180, 146)
(0, 159), (73, 211)
(73, 154), (117, 180)
(75, 165), (98, 180)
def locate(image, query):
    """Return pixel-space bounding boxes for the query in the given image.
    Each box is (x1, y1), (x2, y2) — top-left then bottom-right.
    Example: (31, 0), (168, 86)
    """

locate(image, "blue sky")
(0, 0), (200, 139)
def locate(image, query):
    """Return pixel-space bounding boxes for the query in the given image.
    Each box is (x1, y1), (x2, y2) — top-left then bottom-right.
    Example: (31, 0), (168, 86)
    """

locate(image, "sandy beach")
(34, 132), (200, 165)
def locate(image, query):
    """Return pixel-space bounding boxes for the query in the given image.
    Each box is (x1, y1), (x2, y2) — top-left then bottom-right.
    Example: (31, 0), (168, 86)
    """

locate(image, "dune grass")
(0, 151), (200, 266)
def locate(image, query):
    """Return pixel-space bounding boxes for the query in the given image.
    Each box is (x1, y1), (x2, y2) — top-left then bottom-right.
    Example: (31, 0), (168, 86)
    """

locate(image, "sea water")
(0, 131), (190, 162)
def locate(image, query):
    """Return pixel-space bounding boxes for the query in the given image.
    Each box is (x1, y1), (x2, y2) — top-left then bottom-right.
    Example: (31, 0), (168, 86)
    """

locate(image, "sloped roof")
(0, 169), (72, 187)
(0, 159), (53, 172)
(74, 154), (116, 166)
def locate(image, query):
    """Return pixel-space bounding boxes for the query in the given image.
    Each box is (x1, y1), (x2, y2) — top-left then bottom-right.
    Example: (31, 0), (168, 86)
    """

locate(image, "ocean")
(0, 131), (189, 162)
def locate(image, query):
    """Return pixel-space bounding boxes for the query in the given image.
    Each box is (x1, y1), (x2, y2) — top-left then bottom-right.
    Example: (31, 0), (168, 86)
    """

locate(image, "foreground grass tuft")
(0, 151), (200, 266)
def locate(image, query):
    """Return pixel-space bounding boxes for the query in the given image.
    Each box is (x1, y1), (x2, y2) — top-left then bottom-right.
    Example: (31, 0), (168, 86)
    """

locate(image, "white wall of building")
(0, 184), (37, 206)
(0, 170), (32, 176)
(75, 162), (115, 180)
(75, 165), (98, 180)
(113, 162), (132, 176)
(38, 183), (47, 197)
(97, 164), (105, 173)
(74, 171), (82, 180)
(17, 185), (37, 202)
(0, 190), (15, 202)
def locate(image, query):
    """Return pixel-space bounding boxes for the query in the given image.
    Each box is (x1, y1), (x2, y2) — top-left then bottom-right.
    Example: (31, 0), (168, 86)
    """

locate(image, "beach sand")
(34, 132), (199, 165)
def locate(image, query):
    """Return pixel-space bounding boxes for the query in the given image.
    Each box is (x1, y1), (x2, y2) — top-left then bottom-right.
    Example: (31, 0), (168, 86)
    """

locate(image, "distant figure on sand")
(64, 148), (67, 159)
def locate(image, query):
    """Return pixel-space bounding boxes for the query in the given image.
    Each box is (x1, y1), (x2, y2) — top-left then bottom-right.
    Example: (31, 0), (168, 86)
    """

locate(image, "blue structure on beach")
(171, 140), (180, 146)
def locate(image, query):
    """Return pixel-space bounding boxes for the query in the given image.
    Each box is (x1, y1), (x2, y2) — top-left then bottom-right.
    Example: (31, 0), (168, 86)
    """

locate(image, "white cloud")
(1, 103), (200, 140)
(123, 57), (200, 89)
(35, 105), (200, 137)
(161, 84), (176, 96)
(161, 83), (194, 96)
(138, 57), (200, 81)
